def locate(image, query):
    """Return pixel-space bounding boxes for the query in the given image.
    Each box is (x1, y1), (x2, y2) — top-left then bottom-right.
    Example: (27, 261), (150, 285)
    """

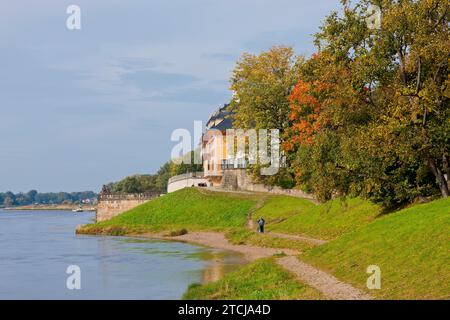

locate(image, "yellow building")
(202, 105), (241, 186)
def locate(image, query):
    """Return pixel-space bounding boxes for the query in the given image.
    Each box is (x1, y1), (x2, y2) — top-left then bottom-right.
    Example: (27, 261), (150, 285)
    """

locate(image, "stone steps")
(221, 171), (238, 190)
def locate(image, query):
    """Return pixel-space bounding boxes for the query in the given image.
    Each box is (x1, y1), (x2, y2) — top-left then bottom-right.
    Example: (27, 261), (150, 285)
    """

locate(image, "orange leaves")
(284, 79), (324, 150)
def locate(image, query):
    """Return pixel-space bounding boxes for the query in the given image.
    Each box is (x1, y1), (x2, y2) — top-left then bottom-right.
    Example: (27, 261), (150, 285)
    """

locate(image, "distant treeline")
(0, 190), (98, 207)
(110, 151), (202, 194)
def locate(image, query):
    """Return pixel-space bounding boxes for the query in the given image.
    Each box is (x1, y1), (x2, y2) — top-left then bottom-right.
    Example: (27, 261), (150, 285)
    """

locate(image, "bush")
(107, 226), (127, 236)
(167, 228), (188, 237)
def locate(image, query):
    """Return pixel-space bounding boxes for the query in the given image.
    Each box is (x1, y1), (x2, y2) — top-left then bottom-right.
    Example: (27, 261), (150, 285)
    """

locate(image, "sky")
(0, 0), (342, 193)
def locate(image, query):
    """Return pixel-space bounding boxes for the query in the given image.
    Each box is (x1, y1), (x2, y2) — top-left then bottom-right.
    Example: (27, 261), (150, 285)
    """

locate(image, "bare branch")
(415, 57), (422, 95)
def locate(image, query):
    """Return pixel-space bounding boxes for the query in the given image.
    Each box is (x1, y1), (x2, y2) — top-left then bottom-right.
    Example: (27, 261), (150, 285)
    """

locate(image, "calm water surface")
(0, 210), (244, 299)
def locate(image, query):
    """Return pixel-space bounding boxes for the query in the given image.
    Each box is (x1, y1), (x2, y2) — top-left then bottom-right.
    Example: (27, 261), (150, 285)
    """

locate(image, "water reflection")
(202, 251), (246, 283)
(0, 210), (246, 299)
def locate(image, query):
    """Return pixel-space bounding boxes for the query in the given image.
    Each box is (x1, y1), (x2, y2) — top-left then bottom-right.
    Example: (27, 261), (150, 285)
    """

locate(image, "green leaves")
(227, 1), (449, 206)
(230, 46), (302, 131)
(290, 0), (450, 207)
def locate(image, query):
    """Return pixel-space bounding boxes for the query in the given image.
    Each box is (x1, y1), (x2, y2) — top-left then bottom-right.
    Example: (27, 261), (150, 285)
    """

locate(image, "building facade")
(167, 104), (246, 192)
(201, 104), (246, 186)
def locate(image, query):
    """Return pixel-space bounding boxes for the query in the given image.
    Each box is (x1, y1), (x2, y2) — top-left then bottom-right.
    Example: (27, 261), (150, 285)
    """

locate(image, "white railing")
(168, 172), (205, 184)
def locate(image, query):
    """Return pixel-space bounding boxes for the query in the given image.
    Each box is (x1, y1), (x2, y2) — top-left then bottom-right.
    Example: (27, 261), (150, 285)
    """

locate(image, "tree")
(3, 192), (16, 207)
(229, 46), (303, 132)
(228, 46), (304, 188)
(284, 78), (325, 150)
(27, 190), (38, 203)
(169, 150), (203, 177)
(155, 162), (172, 193)
(4, 196), (14, 207)
(110, 151), (202, 194)
(284, 0), (449, 207)
(349, 0), (450, 201)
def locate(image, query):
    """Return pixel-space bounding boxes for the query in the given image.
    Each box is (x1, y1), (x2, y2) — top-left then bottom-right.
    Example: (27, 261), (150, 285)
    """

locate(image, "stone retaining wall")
(221, 169), (317, 201)
(96, 193), (159, 222)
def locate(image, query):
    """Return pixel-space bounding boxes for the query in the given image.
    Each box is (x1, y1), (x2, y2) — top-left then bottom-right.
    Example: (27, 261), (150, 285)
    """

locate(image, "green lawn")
(301, 198), (450, 299)
(183, 258), (323, 300)
(251, 195), (316, 223)
(270, 197), (381, 240)
(79, 188), (257, 234)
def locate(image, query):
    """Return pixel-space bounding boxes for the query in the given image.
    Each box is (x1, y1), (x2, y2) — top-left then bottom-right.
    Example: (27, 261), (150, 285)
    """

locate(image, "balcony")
(220, 159), (247, 170)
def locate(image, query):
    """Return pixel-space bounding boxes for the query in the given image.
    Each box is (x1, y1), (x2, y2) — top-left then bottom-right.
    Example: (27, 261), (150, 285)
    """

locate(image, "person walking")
(257, 217), (265, 233)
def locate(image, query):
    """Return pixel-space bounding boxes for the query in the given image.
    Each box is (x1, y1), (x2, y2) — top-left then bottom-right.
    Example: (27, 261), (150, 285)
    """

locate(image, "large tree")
(287, 0), (449, 207)
(229, 46), (303, 132)
(228, 46), (304, 188)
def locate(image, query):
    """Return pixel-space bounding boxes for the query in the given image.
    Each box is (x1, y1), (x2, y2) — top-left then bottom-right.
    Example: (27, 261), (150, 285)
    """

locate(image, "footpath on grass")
(236, 190), (362, 299)
(95, 227), (371, 300)
(278, 256), (371, 300)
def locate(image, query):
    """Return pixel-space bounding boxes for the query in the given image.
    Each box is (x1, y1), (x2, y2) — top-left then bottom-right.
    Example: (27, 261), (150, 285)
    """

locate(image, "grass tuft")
(182, 258), (323, 300)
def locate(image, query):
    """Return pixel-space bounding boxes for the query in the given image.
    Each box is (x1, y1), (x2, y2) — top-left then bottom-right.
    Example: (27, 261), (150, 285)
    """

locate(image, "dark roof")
(206, 104), (232, 128)
(210, 117), (233, 131)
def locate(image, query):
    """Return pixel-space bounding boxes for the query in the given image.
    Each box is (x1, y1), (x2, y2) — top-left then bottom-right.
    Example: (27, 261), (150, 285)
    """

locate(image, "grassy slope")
(302, 198), (450, 299)
(80, 189), (382, 251)
(226, 196), (382, 251)
(183, 258), (323, 300)
(251, 196), (316, 223)
(225, 196), (320, 251)
(270, 197), (381, 240)
(79, 188), (257, 234)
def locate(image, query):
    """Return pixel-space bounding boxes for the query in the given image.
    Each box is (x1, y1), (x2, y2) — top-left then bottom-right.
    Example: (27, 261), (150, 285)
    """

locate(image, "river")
(0, 209), (245, 299)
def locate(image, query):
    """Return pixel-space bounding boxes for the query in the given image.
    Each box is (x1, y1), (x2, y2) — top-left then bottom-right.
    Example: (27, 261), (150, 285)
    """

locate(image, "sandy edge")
(77, 228), (372, 300)
(129, 231), (299, 261)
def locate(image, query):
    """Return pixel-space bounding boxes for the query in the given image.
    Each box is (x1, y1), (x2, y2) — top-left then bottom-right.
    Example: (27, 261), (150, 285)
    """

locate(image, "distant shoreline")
(3, 204), (97, 212)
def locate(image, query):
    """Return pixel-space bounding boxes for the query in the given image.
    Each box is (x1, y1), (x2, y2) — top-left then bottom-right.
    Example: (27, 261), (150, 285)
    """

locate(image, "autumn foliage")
(230, 0), (449, 207)
(284, 80), (324, 150)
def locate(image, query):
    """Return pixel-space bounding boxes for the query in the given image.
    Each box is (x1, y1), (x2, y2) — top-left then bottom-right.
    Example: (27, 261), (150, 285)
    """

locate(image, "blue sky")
(0, 0), (341, 192)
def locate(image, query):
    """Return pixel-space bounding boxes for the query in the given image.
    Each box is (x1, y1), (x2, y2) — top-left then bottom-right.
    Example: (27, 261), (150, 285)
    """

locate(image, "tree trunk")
(443, 154), (449, 189)
(428, 157), (450, 198)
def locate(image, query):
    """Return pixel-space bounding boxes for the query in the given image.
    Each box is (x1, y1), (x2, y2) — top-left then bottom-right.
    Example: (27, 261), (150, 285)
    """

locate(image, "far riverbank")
(3, 204), (97, 211)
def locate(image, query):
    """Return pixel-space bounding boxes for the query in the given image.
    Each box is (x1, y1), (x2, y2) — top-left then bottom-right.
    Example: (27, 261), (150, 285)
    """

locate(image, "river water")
(0, 209), (244, 299)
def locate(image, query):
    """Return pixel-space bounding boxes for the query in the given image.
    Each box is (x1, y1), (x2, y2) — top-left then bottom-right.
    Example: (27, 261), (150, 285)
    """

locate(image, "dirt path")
(168, 232), (298, 260)
(200, 187), (327, 245)
(266, 232), (327, 245)
(244, 195), (327, 246)
(278, 256), (372, 300)
(137, 231), (370, 300)
(246, 196), (266, 230)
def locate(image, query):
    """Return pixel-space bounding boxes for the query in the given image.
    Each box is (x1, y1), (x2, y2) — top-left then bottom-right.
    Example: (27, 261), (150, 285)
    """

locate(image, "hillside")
(78, 188), (449, 299)
(267, 197), (382, 240)
(301, 198), (450, 299)
(79, 188), (257, 235)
